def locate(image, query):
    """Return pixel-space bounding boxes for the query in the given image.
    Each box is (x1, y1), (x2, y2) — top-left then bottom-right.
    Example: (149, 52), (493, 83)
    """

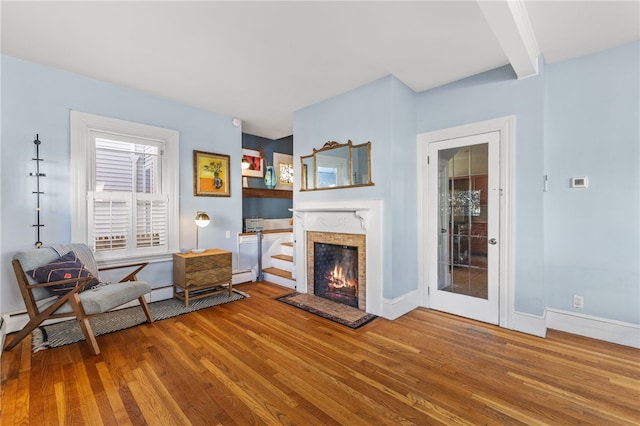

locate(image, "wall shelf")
(242, 188), (292, 199)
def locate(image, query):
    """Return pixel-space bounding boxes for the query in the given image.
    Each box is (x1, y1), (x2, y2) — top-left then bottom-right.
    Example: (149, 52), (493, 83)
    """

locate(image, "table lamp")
(193, 211), (210, 253)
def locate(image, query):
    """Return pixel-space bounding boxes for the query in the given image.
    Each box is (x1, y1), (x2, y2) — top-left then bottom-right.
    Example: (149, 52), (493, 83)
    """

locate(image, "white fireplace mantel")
(292, 206), (373, 231)
(293, 199), (383, 316)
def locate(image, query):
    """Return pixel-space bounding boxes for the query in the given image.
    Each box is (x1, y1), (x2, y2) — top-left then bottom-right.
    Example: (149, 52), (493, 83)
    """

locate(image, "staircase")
(263, 241), (296, 289)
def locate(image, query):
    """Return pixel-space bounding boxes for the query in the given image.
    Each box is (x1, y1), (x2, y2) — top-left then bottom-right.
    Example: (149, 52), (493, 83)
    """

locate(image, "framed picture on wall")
(273, 152), (294, 190)
(242, 148), (264, 177)
(194, 150), (231, 197)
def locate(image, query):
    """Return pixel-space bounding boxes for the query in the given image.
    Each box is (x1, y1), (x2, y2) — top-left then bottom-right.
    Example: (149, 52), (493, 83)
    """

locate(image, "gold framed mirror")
(300, 140), (373, 191)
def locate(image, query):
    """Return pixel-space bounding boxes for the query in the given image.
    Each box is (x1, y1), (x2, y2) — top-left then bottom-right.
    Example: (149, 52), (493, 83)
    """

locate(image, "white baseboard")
(3, 311), (31, 335)
(510, 311), (547, 338)
(233, 270), (255, 285)
(545, 308), (640, 349)
(379, 289), (420, 320)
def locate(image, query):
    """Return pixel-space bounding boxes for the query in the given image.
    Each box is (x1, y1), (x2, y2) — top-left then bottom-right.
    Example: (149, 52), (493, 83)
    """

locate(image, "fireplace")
(307, 231), (366, 310)
(293, 199), (382, 317)
(314, 242), (358, 307)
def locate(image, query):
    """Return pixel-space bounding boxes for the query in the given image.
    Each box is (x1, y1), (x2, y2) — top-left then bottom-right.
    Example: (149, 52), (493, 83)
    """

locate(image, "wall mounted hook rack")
(29, 134), (45, 248)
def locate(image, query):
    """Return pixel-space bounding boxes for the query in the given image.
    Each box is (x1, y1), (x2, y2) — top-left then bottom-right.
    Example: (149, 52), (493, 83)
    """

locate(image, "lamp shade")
(195, 211), (210, 227)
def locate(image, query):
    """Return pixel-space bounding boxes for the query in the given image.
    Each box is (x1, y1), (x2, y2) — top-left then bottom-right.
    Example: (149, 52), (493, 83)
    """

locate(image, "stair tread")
(272, 254), (293, 262)
(281, 242), (294, 247)
(263, 267), (294, 280)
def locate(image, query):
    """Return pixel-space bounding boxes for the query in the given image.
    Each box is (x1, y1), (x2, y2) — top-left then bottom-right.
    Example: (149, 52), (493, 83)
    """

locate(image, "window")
(71, 111), (179, 264)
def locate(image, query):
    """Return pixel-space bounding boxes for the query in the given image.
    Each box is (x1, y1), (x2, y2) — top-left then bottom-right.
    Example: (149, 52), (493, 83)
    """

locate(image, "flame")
(327, 265), (357, 290)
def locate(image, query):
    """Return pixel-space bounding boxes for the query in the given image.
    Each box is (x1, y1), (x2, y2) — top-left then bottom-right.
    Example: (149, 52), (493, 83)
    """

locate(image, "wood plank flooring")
(2, 281), (639, 425)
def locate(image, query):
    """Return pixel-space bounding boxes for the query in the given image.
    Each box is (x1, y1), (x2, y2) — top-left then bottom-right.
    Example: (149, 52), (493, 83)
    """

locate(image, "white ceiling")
(2, 1), (638, 139)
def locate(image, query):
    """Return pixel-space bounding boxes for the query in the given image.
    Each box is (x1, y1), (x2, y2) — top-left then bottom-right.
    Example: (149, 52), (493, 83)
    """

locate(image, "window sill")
(96, 252), (174, 269)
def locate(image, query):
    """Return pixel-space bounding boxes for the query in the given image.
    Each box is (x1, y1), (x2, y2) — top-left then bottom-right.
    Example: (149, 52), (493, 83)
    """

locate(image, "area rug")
(32, 289), (249, 352)
(276, 292), (377, 329)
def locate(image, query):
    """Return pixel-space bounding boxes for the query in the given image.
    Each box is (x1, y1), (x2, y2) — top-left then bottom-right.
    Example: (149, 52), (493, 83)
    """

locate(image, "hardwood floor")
(2, 281), (639, 425)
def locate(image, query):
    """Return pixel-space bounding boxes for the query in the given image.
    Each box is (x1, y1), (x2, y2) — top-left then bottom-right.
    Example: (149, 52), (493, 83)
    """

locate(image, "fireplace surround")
(307, 231), (366, 310)
(293, 199), (383, 316)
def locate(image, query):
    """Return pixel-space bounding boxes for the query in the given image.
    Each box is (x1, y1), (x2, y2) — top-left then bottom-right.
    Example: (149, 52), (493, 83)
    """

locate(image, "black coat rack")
(30, 134), (45, 248)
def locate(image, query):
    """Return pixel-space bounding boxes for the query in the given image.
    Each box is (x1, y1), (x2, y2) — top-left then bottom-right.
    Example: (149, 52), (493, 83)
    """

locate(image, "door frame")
(417, 116), (515, 329)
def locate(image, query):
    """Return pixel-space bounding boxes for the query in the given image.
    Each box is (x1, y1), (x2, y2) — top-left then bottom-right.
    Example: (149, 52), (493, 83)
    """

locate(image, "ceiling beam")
(477, 0), (540, 79)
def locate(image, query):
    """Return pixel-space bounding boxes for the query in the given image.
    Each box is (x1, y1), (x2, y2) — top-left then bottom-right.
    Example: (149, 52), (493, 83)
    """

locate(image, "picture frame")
(273, 152), (294, 190)
(194, 150), (230, 197)
(242, 148), (264, 177)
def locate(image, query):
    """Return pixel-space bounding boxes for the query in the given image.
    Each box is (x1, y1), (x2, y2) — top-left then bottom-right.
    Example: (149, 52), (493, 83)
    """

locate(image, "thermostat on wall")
(570, 176), (589, 188)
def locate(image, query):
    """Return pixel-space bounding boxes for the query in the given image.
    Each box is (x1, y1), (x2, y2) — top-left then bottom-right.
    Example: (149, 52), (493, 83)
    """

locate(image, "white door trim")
(417, 116), (515, 329)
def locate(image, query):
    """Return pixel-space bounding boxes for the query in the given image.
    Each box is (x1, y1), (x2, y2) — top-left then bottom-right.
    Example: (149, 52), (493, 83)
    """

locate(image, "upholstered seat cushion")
(36, 281), (152, 315)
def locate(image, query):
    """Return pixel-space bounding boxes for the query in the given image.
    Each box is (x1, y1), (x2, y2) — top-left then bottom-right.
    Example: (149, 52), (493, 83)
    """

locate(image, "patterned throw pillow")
(27, 251), (100, 296)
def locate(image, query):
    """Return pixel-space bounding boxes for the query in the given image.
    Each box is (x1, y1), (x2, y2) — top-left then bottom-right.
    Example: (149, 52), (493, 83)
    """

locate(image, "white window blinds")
(89, 138), (168, 255)
(71, 111), (179, 263)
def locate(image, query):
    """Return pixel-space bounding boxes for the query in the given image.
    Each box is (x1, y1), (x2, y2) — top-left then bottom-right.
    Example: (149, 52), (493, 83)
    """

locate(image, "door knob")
(488, 238), (497, 245)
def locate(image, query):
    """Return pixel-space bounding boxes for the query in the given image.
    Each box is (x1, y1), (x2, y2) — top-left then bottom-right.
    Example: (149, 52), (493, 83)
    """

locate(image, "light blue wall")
(3, 40), (638, 326)
(416, 62), (547, 316)
(294, 75), (418, 299)
(295, 43), (638, 324)
(543, 42), (640, 323)
(1, 55), (243, 313)
(389, 77), (419, 298)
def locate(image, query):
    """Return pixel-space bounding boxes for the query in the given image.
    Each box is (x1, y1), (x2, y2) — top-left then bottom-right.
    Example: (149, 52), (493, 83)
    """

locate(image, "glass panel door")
(428, 132), (499, 324)
(439, 143), (488, 299)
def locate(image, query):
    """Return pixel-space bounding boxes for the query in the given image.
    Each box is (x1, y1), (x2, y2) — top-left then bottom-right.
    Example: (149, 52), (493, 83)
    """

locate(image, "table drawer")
(183, 253), (231, 272)
(184, 268), (231, 287)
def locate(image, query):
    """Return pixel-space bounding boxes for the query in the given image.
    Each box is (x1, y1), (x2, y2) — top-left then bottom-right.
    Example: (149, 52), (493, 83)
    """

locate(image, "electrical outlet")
(225, 230), (231, 239)
(573, 295), (584, 309)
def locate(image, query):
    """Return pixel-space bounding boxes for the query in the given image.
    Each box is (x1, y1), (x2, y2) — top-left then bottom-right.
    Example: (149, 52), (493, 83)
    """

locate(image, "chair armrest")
(99, 262), (148, 282)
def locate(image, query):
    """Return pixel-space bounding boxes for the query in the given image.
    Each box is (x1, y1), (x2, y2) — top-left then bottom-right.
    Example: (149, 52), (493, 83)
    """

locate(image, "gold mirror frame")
(300, 140), (373, 191)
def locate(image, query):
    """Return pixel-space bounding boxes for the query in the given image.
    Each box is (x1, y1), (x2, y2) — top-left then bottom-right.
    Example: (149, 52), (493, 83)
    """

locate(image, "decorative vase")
(213, 172), (223, 190)
(264, 165), (276, 189)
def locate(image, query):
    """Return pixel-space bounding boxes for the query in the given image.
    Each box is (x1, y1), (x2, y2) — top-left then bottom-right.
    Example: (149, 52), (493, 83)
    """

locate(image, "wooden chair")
(4, 243), (154, 355)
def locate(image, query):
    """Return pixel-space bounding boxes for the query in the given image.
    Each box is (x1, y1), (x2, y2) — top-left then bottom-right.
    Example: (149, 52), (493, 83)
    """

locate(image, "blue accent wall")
(1, 55), (243, 313)
(543, 42), (639, 323)
(242, 133), (293, 220)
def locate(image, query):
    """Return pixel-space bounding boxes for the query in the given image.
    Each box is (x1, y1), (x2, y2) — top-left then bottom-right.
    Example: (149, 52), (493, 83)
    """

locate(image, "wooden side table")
(172, 249), (232, 307)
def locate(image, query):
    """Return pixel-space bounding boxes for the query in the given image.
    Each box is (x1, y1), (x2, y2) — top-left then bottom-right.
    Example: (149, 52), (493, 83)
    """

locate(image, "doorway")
(417, 117), (514, 328)
(429, 133), (499, 323)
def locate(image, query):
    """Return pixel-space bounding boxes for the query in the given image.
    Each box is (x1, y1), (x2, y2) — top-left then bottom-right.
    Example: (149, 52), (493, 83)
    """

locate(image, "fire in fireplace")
(313, 242), (358, 307)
